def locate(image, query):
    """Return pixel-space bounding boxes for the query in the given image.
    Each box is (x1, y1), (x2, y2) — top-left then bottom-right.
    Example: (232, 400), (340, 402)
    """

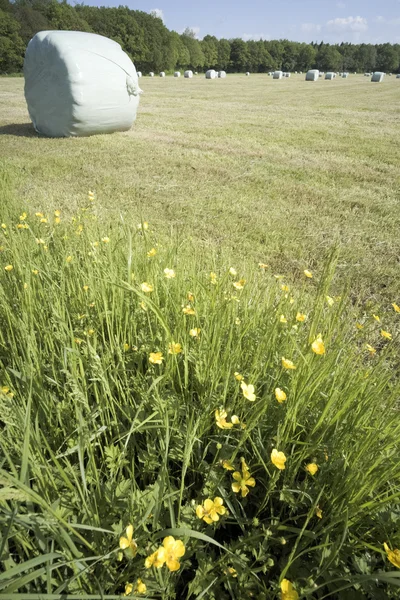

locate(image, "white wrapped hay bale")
(306, 69), (319, 81)
(149, 72), (154, 77)
(218, 71), (226, 78)
(174, 71), (181, 77)
(397, 74), (400, 79)
(325, 72), (335, 80)
(24, 31), (141, 138)
(205, 69), (217, 79)
(371, 71), (384, 82)
(284, 73), (291, 77)
(184, 70), (193, 78)
(246, 71), (250, 76)
(159, 71), (166, 77)
(137, 71), (142, 78)
(342, 72), (349, 78)
(273, 70), (283, 79)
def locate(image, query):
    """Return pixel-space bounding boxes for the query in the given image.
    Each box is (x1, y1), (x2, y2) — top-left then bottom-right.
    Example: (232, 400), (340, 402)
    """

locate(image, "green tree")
(181, 32), (204, 70)
(0, 8), (25, 73)
(229, 38), (250, 71)
(315, 44), (343, 71)
(376, 43), (399, 72)
(297, 43), (317, 71)
(217, 38), (230, 70)
(201, 35), (218, 69)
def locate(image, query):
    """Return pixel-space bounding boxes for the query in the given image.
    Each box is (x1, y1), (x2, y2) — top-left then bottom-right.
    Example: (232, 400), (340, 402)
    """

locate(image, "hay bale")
(24, 30), (141, 137)
(149, 72), (154, 77)
(246, 72), (250, 76)
(184, 70), (193, 78)
(284, 72), (291, 77)
(273, 70), (283, 79)
(397, 74), (400, 79)
(174, 71), (181, 77)
(342, 72), (349, 78)
(371, 71), (385, 82)
(306, 69), (319, 81)
(137, 71), (142, 78)
(205, 69), (217, 79)
(218, 71), (227, 78)
(159, 71), (166, 77)
(325, 72), (335, 80)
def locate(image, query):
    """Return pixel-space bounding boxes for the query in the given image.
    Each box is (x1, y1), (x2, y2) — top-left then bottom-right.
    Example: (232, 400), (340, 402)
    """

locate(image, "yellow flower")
(209, 272), (217, 284)
(304, 269), (313, 278)
(101, 237), (109, 244)
(215, 409), (239, 429)
(149, 352), (163, 364)
(356, 323), (364, 330)
(187, 291), (194, 301)
(258, 262), (268, 269)
(232, 460), (256, 497)
(123, 583), (133, 596)
(124, 343), (130, 351)
(229, 267), (237, 276)
(366, 344), (376, 355)
(373, 314), (380, 322)
(147, 247), (157, 257)
(281, 578), (299, 600)
(282, 357), (296, 370)
(4, 265), (13, 272)
(134, 579), (147, 595)
(233, 279), (246, 290)
(66, 256), (72, 263)
(32, 269), (39, 275)
(36, 238), (45, 245)
(281, 284), (289, 292)
(274, 274), (284, 280)
(311, 334), (325, 355)
(20, 212), (27, 221)
(271, 449), (287, 470)
(275, 388), (287, 403)
(189, 327), (201, 337)
(17, 223), (29, 230)
(40, 218), (47, 224)
(221, 459), (235, 471)
(306, 462), (319, 475)
(316, 506), (323, 519)
(145, 548), (165, 569)
(279, 315), (287, 323)
(137, 221), (149, 231)
(35, 212), (43, 218)
(196, 497), (226, 524)
(326, 296), (335, 306)
(381, 330), (392, 340)
(296, 313), (306, 322)
(392, 303), (400, 313)
(24, 282), (28, 289)
(55, 217), (61, 224)
(150, 536), (185, 572)
(83, 285), (89, 292)
(1, 223), (6, 229)
(234, 372), (244, 381)
(241, 381), (256, 402)
(183, 305), (196, 315)
(164, 268), (176, 279)
(140, 301), (148, 311)
(54, 210), (61, 217)
(225, 567), (237, 577)
(119, 524), (137, 557)
(92, 241), (99, 248)
(141, 282), (153, 293)
(235, 317), (241, 325)
(168, 342), (182, 355)
(384, 542), (400, 569)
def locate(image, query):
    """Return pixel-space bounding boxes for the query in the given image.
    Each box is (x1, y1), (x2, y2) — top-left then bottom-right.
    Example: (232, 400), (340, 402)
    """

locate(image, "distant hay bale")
(342, 72), (349, 78)
(397, 74), (400, 79)
(184, 70), (193, 78)
(284, 73), (291, 77)
(194, 71), (198, 75)
(159, 72), (166, 77)
(246, 72), (250, 76)
(149, 72), (154, 77)
(273, 70), (283, 79)
(174, 71), (181, 77)
(218, 71), (227, 78)
(325, 72), (335, 80)
(205, 69), (217, 79)
(371, 71), (385, 82)
(306, 69), (319, 81)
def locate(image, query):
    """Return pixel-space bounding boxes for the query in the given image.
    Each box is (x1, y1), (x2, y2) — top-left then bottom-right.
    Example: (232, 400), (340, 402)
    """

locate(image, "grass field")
(1, 74), (399, 302)
(0, 74), (400, 599)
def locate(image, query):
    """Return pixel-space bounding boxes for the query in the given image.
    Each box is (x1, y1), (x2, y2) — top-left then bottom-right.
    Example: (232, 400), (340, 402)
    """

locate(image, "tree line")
(1, 0), (400, 75)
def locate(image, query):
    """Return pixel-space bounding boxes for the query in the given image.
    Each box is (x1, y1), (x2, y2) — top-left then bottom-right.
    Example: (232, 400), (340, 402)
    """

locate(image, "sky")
(83, 0), (400, 44)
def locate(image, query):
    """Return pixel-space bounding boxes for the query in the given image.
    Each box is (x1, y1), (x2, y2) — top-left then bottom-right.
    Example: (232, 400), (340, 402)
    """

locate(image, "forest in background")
(1, 0), (400, 74)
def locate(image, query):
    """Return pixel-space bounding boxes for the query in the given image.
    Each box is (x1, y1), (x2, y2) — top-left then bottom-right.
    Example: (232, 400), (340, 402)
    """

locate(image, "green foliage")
(0, 179), (399, 598)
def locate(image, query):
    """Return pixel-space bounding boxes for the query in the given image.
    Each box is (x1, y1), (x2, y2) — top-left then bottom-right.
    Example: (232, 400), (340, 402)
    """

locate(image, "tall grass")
(0, 182), (399, 598)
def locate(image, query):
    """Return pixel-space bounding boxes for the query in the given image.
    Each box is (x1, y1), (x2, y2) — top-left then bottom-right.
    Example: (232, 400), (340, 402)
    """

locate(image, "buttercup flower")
(306, 462), (318, 475)
(88, 190), (95, 202)
(232, 459), (256, 497)
(281, 284), (289, 292)
(83, 285), (89, 292)
(221, 459), (235, 471)
(119, 524), (137, 557)
(296, 313), (306, 322)
(40, 218), (47, 223)
(187, 291), (194, 301)
(282, 357), (296, 370)
(234, 372), (244, 381)
(366, 344), (376, 355)
(196, 497), (226, 524)
(356, 323), (364, 330)
(381, 330), (392, 340)
(274, 274), (284, 280)
(147, 247), (157, 257)
(225, 567), (237, 577)
(145, 548), (165, 569)
(271, 449), (287, 470)
(326, 296), (334, 306)
(383, 542), (400, 569)
(20, 212), (27, 221)
(304, 269), (313, 278)
(140, 301), (148, 311)
(149, 352), (163, 364)
(275, 388), (287, 403)
(241, 381), (256, 402)
(209, 272), (217, 284)
(124, 343), (130, 351)
(168, 342), (182, 355)
(233, 279), (246, 290)
(4, 265), (13, 272)
(392, 303), (400, 313)
(164, 268), (176, 279)
(316, 506), (323, 519)
(373, 314), (380, 322)
(141, 282), (153, 293)
(66, 256), (72, 263)
(215, 409), (239, 429)
(229, 267), (237, 276)
(137, 222), (149, 231)
(280, 315), (287, 323)
(123, 583), (133, 596)
(35, 212), (43, 218)
(190, 328), (201, 337)
(151, 536), (185, 571)
(134, 579), (147, 595)
(235, 317), (241, 325)
(311, 334), (325, 355)
(281, 578), (299, 600)
(54, 210), (61, 217)
(1, 223), (6, 229)
(258, 263), (268, 269)
(183, 305), (196, 315)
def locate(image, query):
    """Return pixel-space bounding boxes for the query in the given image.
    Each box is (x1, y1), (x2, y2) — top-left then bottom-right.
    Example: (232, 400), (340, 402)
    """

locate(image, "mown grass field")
(0, 74), (399, 599)
(1, 74), (399, 301)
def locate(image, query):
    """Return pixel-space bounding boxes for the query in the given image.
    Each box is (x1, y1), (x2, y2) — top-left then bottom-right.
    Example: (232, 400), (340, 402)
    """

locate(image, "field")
(0, 75), (400, 599)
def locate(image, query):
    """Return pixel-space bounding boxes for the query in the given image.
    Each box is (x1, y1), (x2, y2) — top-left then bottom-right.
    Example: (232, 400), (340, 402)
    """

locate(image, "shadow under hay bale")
(0, 123), (38, 137)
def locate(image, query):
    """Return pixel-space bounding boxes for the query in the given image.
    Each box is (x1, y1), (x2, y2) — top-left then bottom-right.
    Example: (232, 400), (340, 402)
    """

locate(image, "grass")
(0, 74), (400, 599)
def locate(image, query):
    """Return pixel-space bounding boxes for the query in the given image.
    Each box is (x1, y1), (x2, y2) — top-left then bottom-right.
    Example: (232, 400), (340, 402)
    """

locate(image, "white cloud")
(242, 33), (269, 41)
(375, 16), (400, 25)
(150, 8), (164, 22)
(301, 22), (321, 33)
(326, 16), (368, 32)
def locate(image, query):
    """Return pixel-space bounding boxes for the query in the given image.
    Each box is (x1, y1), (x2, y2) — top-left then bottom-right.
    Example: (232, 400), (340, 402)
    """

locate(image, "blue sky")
(83, 0), (400, 43)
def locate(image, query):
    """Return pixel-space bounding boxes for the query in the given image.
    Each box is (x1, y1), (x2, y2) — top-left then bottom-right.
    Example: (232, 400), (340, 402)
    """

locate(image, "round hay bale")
(137, 71), (142, 78)
(325, 72), (335, 80)
(205, 69), (217, 79)
(184, 70), (193, 78)
(246, 71), (250, 76)
(306, 69), (319, 81)
(149, 72), (154, 77)
(174, 71), (181, 77)
(218, 71), (227, 78)
(159, 71), (166, 77)
(273, 70), (283, 79)
(371, 71), (385, 82)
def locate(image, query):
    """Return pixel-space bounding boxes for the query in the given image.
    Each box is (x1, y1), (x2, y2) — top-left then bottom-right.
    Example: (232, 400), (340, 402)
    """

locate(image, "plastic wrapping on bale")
(24, 30), (141, 138)
(205, 69), (217, 79)
(174, 71), (181, 77)
(149, 72), (154, 77)
(246, 72), (250, 76)
(218, 71), (226, 78)
(137, 71), (142, 77)
(306, 69), (319, 81)
(371, 72), (385, 82)
(325, 72), (335, 80)
(273, 71), (283, 79)
(159, 71), (166, 77)
(184, 70), (193, 78)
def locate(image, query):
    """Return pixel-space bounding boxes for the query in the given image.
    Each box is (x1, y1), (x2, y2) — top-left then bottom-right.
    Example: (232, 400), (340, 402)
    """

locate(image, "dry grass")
(0, 74), (399, 302)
